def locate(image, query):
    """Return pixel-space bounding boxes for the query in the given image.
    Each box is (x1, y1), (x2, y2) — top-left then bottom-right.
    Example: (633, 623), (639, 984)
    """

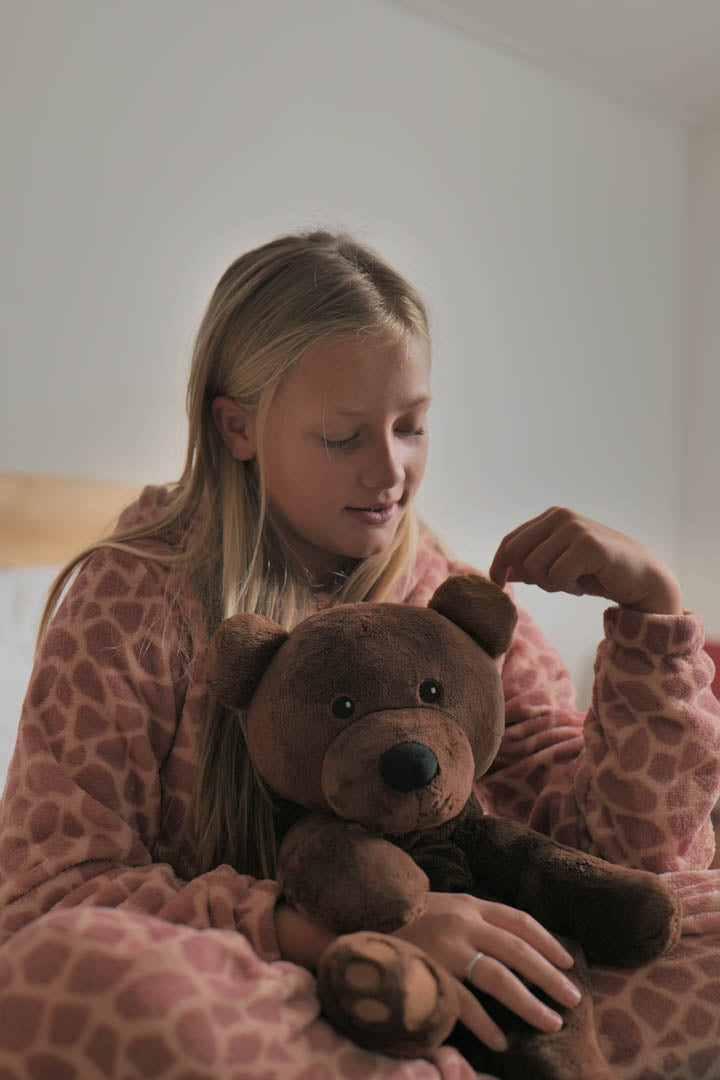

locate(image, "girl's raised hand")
(394, 892), (581, 1053)
(489, 507), (683, 615)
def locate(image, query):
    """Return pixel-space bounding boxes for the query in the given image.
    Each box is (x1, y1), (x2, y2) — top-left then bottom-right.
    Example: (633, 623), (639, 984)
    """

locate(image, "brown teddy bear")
(206, 574), (681, 1080)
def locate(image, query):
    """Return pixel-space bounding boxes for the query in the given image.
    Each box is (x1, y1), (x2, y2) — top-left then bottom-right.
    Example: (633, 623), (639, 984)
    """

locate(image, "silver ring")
(463, 950), (485, 983)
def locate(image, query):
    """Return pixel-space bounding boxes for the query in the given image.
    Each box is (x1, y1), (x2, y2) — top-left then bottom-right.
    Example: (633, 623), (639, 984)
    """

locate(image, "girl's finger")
(489, 508), (569, 585)
(494, 506), (562, 547)
(455, 982), (509, 1053)
(546, 544), (609, 596)
(488, 521), (550, 584)
(513, 533), (577, 592)
(461, 955), (566, 1036)
(478, 902), (575, 969)
(473, 925), (582, 1009)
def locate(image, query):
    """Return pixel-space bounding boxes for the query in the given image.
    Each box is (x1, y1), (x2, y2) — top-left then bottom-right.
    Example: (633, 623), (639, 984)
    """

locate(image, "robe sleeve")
(0, 547), (281, 958)
(478, 602), (720, 872)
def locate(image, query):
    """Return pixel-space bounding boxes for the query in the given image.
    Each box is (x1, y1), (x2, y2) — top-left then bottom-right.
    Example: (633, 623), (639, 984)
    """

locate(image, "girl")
(0, 229), (718, 1079)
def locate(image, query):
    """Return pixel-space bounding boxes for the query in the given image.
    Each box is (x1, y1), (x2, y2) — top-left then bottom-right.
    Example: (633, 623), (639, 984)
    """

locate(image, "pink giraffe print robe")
(1, 485), (720, 1080)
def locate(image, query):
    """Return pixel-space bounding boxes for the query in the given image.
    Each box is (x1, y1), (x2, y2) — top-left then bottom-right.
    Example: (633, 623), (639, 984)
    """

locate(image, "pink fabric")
(1, 485), (719, 1078)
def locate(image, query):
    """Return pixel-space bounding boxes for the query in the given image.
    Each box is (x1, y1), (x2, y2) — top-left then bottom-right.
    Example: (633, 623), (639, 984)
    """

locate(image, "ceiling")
(389, 0), (720, 129)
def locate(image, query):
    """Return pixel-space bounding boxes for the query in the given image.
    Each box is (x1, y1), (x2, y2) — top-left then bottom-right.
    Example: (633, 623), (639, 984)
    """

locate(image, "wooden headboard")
(0, 473), (143, 567)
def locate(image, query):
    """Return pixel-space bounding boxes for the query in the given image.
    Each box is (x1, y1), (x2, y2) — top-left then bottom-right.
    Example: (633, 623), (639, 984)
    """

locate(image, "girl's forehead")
(285, 335), (431, 412)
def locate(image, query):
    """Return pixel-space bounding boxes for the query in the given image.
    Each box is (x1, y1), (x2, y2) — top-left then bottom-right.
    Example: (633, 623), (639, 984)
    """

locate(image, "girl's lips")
(345, 503), (397, 526)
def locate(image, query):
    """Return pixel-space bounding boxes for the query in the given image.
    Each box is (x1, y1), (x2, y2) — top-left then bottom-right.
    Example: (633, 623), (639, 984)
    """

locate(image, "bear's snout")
(379, 742), (439, 792)
(321, 711), (475, 834)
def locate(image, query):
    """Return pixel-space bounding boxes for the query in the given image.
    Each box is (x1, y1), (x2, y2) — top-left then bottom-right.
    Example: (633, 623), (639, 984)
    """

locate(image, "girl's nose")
(360, 438), (404, 490)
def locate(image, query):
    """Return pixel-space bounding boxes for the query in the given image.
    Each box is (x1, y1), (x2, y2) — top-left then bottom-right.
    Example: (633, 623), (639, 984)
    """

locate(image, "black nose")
(379, 741), (439, 792)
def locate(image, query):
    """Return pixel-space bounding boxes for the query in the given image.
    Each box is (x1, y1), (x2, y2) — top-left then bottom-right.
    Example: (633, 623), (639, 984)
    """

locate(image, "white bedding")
(0, 566), (60, 788)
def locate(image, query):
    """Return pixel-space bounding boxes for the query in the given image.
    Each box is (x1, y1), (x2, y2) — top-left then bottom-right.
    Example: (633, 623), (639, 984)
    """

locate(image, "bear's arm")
(452, 803), (680, 969)
(277, 813), (429, 934)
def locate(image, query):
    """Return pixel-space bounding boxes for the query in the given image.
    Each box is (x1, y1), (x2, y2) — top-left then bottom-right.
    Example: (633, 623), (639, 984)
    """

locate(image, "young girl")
(0, 229), (718, 1079)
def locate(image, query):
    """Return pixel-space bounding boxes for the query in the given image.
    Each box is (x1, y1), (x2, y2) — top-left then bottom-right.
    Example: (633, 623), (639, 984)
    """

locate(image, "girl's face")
(262, 334), (431, 579)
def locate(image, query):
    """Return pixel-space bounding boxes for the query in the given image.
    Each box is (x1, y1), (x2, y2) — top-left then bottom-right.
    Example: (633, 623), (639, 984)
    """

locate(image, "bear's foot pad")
(317, 931), (459, 1057)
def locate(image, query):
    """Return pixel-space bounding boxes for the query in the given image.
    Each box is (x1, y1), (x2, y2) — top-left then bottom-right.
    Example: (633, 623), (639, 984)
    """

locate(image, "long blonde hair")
(39, 228), (431, 877)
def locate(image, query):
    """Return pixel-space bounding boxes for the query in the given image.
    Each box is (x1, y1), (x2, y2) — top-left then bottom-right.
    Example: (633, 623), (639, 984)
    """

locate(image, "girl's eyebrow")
(331, 394), (432, 418)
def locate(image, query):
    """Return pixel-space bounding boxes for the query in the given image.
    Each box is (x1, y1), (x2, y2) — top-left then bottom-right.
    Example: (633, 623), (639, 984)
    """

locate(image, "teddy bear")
(206, 573), (681, 1080)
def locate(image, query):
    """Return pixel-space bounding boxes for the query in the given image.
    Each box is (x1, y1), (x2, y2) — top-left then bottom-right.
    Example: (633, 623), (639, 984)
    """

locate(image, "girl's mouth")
(345, 503), (397, 525)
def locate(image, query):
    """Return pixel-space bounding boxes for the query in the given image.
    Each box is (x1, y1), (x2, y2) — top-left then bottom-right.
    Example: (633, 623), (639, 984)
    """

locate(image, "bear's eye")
(331, 696), (355, 719)
(419, 680), (442, 704)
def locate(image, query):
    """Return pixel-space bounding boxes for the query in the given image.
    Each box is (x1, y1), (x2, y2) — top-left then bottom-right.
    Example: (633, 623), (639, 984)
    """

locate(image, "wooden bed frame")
(0, 472), (143, 567)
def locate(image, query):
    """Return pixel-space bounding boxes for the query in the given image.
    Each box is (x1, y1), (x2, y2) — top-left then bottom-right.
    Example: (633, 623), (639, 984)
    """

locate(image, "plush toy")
(206, 574), (681, 1080)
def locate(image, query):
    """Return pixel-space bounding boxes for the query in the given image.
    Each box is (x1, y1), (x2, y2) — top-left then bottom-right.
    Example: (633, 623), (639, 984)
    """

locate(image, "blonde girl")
(1, 229), (717, 1078)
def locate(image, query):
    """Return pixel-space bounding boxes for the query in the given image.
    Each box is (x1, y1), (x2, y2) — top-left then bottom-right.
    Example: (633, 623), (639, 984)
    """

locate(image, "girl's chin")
(341, 531), (398, 561)
(278, 515), (403, 576)
(314, 533), (395, 569)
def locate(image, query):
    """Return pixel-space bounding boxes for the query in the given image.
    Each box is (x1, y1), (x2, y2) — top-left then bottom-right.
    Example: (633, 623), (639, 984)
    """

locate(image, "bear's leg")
(316, 931), (459, 1058)
(450, 941), (618, 1080)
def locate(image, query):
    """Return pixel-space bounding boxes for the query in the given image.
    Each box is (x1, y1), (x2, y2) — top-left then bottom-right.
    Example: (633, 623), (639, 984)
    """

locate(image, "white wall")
(1, 0), (690, 706)
(680, 122), (720, 637)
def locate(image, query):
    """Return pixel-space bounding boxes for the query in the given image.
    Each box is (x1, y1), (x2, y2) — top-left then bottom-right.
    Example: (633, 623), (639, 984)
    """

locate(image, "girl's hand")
(489, 507), (683, 615)
(394, 892), (581, 1053)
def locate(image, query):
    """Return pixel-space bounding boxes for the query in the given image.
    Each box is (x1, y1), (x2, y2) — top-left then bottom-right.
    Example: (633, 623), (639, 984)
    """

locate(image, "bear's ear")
(206, 614), (289, 710)
(428, 574), (517, 659)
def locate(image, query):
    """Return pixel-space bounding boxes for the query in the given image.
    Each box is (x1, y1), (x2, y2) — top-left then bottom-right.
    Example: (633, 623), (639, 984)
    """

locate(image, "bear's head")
(206, 574), (517, 835)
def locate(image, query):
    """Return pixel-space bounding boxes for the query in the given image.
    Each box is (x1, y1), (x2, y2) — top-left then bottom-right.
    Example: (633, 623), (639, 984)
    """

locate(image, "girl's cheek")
(413, 445), (429, 480)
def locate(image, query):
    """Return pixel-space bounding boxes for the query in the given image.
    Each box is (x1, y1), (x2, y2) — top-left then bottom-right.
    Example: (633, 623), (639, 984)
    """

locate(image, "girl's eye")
(321, 434), (358, 449)
(320, 425), (426, 450)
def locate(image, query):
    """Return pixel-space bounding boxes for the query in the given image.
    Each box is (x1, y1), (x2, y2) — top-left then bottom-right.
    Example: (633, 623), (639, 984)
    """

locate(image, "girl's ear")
(211, 396), (258, 461)
(206, 614), (289, 709)
(428, 574), (517, 659)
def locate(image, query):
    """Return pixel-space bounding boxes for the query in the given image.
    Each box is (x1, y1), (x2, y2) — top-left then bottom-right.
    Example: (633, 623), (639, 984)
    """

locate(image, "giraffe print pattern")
(0, 485), (719, 1079)
(0, 905), (487, 1080)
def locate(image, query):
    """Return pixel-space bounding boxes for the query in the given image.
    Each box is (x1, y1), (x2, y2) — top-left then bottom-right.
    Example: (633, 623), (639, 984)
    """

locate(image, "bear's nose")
(379, 741), (439, 792)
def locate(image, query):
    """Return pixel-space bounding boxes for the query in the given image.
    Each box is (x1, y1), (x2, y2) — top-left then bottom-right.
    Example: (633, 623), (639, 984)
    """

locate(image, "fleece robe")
(1, 486), (720, 1079)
